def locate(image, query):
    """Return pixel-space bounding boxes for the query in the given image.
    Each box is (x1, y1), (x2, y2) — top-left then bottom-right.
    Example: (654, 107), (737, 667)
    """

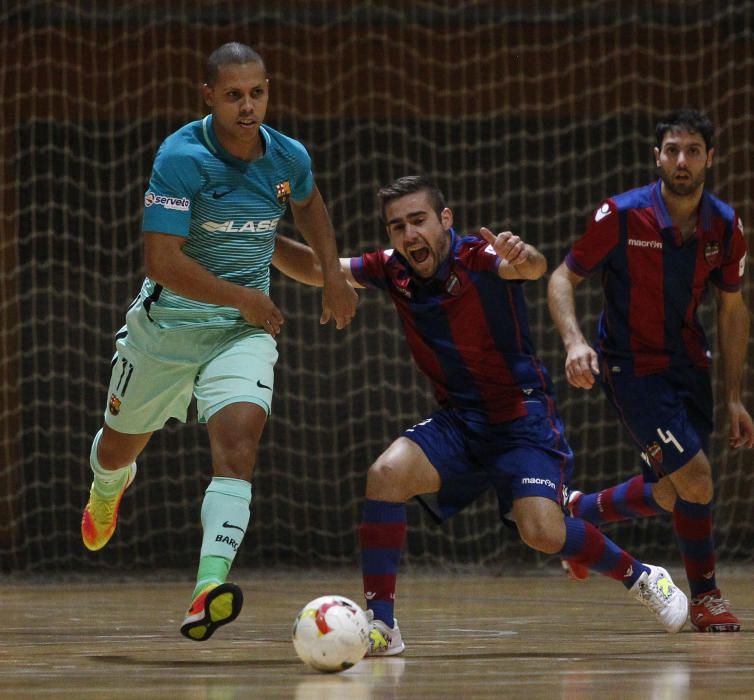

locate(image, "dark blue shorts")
(600, 361), (713, 480)
(403, 397), (573, 522)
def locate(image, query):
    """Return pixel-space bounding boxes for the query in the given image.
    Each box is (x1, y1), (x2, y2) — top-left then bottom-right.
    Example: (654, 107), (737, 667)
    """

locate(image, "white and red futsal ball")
(292, 595), (370, 672)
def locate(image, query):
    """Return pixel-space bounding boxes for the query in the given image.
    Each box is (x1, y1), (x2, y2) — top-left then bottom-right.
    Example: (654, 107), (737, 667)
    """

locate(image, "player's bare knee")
(211, 440), (257, 480)
(676, 477), (713, 504)
(517, 520), (563, 554)
(651, 479), (676, 512)
(365, 461), (396, 497)
(96, 442), (126, 470)
(365, 461), (410, 502)
(671, 459), (714, 504)
(97, 429), (148, 469)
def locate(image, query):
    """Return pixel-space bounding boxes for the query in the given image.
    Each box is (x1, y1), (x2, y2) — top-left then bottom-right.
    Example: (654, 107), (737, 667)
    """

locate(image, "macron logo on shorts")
(521, 477), (557, 490)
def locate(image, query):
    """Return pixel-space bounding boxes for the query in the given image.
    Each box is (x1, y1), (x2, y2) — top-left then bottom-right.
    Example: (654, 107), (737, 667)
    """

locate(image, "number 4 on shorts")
(656, 428), (684, 454)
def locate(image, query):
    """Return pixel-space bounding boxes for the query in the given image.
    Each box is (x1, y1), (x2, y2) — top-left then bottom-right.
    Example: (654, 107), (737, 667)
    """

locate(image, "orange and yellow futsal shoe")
(180, 582), (244, 641)
(81, 463), (137, 551)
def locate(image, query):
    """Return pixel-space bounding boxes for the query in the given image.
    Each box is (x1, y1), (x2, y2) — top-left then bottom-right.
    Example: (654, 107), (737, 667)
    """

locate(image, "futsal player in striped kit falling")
(273, 174), (691, 654)
(548, 108), (752, 632)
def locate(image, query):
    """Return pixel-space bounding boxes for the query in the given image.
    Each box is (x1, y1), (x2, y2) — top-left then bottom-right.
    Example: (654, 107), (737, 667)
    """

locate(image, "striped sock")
(673, 497), (716, 598)
(572, 475), (666, 525)
(359, 499), (407, 628)
(560, 517), (647, 589)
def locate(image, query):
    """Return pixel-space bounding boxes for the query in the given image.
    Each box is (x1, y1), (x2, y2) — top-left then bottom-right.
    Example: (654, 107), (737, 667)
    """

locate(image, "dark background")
(1, 0), (752, 574)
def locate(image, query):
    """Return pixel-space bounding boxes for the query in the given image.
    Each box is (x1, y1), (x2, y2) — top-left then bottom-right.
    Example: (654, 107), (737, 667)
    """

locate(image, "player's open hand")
(727, 401), (754, 449)
(565, 341), (600, 389)
(238, 288), (285, 336)
(479, 227), (529, 266)
(321, 272), (358, 329)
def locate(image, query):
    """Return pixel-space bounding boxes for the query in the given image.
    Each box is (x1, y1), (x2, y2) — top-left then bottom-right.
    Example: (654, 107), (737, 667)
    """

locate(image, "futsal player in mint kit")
(81, 42), (357, 640)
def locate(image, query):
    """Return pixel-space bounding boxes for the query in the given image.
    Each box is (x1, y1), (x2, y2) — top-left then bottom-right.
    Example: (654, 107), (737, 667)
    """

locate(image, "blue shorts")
(600, 361), (713, 480)
(403, 397), (573, 522)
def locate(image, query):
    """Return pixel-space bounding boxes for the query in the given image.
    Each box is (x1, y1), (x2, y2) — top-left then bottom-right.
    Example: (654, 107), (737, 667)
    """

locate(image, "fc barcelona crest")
(275, 181), (291, 205)
(704, 241), (720, 265)
(108, 393), (122, 416)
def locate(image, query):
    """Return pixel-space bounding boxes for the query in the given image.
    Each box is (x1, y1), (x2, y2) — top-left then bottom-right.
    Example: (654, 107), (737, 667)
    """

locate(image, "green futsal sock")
(89, 428), (131, 498)
(192, 477), (252, 599)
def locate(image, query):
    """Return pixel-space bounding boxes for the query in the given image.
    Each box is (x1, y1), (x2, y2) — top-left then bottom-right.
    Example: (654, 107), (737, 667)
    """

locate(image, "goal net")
(2, 0), (752, 574)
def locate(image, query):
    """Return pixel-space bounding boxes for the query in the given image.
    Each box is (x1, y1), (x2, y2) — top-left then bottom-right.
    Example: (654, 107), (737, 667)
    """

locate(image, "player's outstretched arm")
(717, 289), (754, 448)
(272, 234), (325, 286)
(144, 231), (285, 334)
(547, 261), (599, 389)
(290, 185), (358, 329)
(272, 234), (361, 288)
(479, 227), (546, 281)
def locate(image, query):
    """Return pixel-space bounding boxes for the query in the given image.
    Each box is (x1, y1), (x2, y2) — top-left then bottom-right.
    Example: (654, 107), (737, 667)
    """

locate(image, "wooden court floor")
(1, 568), (753, 699)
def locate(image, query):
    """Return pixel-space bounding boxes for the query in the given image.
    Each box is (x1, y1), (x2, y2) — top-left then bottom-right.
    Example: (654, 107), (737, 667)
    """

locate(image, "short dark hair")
(205, 42), (265, 85)
(377, 175), (447, 224)
(655, 108), (714, 151)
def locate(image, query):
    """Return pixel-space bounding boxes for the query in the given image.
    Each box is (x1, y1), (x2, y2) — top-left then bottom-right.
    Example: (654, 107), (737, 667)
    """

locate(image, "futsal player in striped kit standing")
(548, 108), (752, 632)
(80, 42), (357, 640)
(273, 174), (691, 653)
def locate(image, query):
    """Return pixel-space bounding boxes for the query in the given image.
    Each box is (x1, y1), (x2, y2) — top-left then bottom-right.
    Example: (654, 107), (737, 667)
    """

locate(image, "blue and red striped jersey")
(565, 180), (747, 375)
(350, 229), (554, 423)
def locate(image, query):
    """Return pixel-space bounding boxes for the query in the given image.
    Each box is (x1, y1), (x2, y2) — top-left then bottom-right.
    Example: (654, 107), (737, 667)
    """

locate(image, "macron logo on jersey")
(144, 191), (190, 211)
(201, 218), (280, 234)
(628, 238), (663, 249)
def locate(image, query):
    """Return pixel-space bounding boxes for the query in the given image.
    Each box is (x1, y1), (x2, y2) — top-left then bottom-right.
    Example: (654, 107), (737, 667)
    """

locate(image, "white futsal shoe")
(365, 609), (405, 656)
(630, 565), (688, 634)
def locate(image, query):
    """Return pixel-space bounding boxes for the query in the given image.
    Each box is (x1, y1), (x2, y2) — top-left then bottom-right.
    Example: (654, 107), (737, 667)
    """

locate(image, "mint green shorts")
(103, 299), (278, 434)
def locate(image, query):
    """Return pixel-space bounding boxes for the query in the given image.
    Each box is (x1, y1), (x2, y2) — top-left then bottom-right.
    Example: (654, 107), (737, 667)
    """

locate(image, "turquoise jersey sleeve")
(142, 138), (203, 236)
(285, 137), (314, 203)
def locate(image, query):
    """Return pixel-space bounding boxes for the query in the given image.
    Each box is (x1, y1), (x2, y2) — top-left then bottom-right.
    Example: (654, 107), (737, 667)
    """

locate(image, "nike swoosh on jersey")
(212, 188), (234, 199)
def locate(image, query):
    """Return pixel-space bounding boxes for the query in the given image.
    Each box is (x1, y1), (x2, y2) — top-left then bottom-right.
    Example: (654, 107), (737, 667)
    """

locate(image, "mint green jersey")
(140, 116), (313, 328)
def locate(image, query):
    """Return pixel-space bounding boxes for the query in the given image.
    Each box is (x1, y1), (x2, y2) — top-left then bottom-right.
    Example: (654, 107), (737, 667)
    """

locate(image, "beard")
(657, 167), (706, 197)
